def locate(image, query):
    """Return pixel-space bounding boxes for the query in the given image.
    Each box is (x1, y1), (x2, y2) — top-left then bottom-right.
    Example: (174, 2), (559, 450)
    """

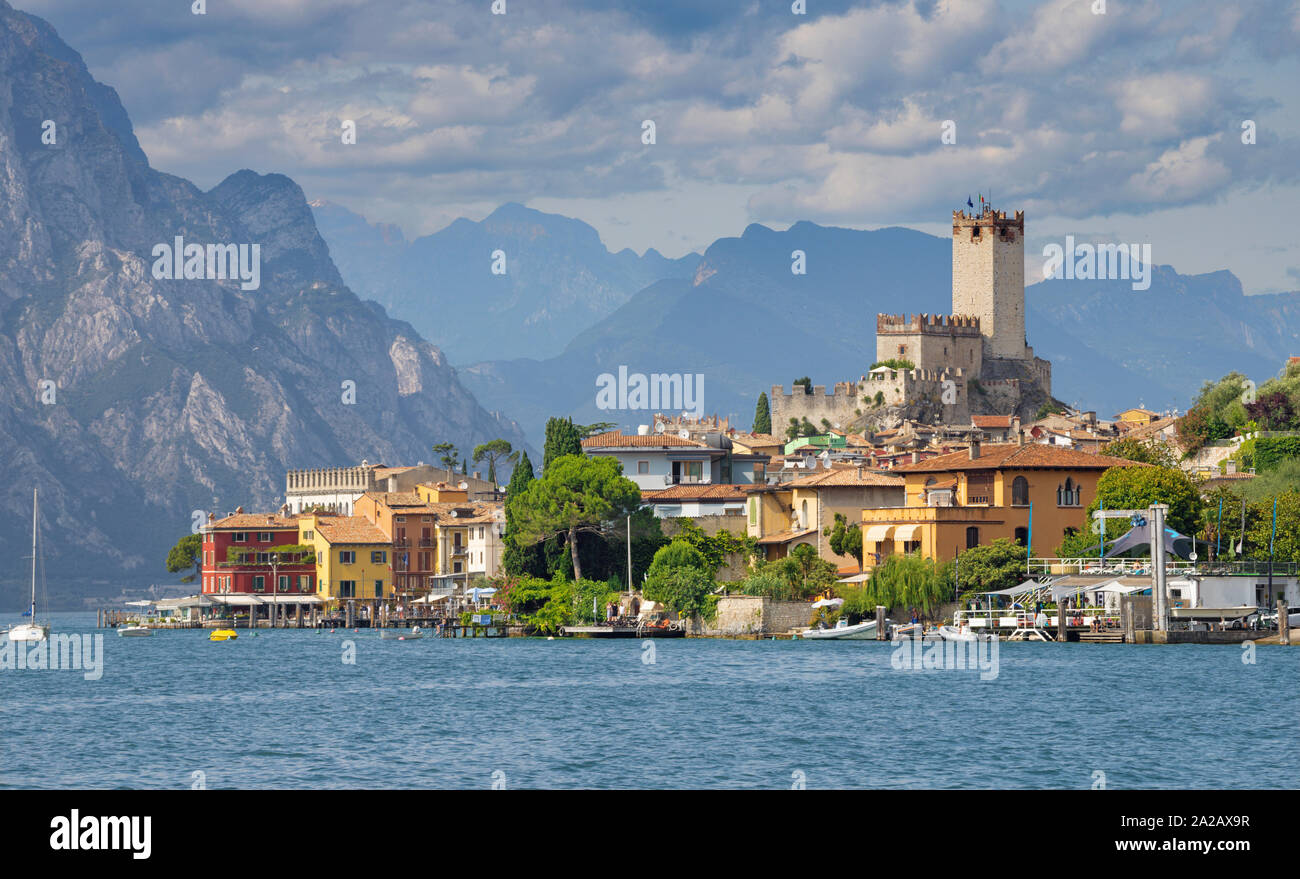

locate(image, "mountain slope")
(0, 0), (527, 607)
(312, 200), (700, 362)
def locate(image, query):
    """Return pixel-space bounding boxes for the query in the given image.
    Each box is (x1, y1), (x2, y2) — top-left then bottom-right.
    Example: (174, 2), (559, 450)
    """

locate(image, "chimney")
(1017, 429), (1025, 447)
(911, 451), (920, 464)
(969, 437), (981, 460)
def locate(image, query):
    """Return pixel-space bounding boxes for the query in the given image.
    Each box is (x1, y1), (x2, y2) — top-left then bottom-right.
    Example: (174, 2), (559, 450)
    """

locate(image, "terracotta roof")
(361, 491), (433, 508)
(971, 415), (1014, 428)
(731, 432), (782, 445)
(895, 443), (1147, 473)
(784, 466), (904, 488)
(1120, 417), (1179, 441)
(372, 466), (418, 479)
(642, 484), (753, 502)
(582, 431), (705, 449)
(312, 516), (391, 545)
(209, 513), (301, 530)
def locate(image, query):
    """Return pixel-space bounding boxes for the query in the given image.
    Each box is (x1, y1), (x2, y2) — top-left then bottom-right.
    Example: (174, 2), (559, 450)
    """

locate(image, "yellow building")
(1114, 407), (1160, 425)
(861, 441), (1142, 564)
(298, 514), (392, 607)
(747, 465), (904, 567)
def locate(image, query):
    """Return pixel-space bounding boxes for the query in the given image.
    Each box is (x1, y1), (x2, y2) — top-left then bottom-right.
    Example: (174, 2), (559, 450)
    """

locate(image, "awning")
(893, 524), (922, 541)
(864, 524), (895, 542)
(982, 579), (1041, 597)
(836, 572), (871, 584)
(176, 594), (219, 608)
(412, 592), (454, 605)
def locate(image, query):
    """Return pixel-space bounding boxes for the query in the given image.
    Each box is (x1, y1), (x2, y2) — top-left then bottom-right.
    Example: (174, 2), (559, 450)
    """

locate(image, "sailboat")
(7, 489), (50, 643)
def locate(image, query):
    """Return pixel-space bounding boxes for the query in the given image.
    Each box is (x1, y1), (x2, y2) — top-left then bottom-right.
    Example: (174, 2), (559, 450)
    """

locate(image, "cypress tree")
(502, 451), (537, 576)
(753, 392), (771, 434)
(542, 416), (583, 472)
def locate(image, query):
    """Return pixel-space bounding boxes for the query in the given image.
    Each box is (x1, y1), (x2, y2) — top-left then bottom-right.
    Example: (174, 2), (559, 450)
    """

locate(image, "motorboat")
(116, 624), (152, 637)
(937, 624), (995, 642)
(798, 618), (880, 640)
(209, 629), (238, 642)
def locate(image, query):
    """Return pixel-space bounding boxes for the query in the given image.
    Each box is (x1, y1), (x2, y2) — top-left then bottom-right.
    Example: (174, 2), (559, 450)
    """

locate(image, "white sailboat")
(7, 489), (50, 643)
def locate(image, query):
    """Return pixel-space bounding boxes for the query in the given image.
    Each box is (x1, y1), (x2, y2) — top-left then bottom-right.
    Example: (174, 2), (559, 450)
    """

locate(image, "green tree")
(1089, 464), (1201, 537)
(510, 455), (641, 581)
(753, 392), (772, 434)
(1101, 436), (1178, 468)
(643, 539), (716, 620)
(869, 358), (915, 371)
(543, 417), (583, 472)
(432, 441), (461, 471)
(779, 543), (839, 598)
(472, 438), (515, 485)
(576, 421), (618, 438)
(846, 552), (949, 619)
(166, 533), (203, 583)
(823, 512), (863, 565)
(502, 450), (538, 576)
(793, 376), (812, 394)
(951, 538), (1026, 596)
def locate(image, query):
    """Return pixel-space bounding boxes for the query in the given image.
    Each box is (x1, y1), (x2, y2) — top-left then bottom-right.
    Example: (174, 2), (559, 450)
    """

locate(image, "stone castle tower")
(768, 205), (1054, 434)
(951, 207), (1027, 360)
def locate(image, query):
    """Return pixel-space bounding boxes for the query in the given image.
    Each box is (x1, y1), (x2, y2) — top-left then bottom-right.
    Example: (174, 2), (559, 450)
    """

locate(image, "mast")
(30, 487), (38, 619)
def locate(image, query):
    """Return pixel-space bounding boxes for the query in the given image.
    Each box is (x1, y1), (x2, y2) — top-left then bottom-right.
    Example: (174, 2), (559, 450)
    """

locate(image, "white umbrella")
(810, 597), (844, 608)
(468, 586), (497, 601)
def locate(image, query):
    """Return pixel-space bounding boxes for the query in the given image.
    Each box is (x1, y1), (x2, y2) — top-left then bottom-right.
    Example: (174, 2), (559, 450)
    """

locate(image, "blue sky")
(21, 0), (1300, 293)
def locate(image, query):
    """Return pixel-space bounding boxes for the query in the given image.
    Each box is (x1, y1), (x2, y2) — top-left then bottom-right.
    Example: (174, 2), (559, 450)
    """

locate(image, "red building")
(201, 510), (315, 596)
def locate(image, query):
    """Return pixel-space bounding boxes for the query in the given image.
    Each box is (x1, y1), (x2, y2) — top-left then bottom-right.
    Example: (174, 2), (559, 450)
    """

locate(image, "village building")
(199, 511), (319, 627)
(297, 514), (392, 607)
(746, 464), (905, 566)
(581, 429), (769, 490)
(860, 440), (1142, 566)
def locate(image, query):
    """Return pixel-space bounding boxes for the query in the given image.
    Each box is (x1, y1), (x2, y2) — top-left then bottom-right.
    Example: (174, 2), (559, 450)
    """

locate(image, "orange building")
(860, 440), (1143, 564)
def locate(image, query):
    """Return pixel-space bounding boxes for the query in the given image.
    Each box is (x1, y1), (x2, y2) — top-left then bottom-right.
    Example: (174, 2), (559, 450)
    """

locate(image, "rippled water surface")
(2, 613), (1295, 789)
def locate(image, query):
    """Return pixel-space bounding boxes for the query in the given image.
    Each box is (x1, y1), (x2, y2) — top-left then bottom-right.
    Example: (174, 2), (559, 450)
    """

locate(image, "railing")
(1029, 557), (1298, 577)
(955, 607), (1120, 630)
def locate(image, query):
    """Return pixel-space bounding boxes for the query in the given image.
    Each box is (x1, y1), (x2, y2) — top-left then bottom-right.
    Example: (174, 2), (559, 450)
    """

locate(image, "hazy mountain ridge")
(453, 221), (1300, 443)
(311, 200), (701, 363)
(0, 1), (526, 606)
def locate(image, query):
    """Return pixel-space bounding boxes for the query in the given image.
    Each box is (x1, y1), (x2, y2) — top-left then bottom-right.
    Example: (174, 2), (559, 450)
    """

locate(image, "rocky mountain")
(459, 221), (1300, 443)
(0, 1), (527, 607)
(311, 200), (700, 363)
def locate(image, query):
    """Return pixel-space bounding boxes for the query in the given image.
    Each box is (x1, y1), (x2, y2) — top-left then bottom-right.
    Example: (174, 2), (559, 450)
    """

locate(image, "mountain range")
(311, 200), (700, 363)
(316, 203), (1300, 443)
(0, 1), (527, 607)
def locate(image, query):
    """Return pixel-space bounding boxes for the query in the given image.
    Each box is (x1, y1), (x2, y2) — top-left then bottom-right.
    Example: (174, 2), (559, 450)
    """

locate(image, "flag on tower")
(966, 196), (974, 209)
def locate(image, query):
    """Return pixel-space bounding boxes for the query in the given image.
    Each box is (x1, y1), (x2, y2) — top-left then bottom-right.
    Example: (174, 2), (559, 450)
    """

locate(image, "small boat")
(116, 625), (152, 637)
(938, 624), (995, 643)
(890, 622), (928, 640)
(209, 629), (238, 642)
(798, 618), (880, 640)
(379, 626), (424, 641)
(5, 489), (50, 644)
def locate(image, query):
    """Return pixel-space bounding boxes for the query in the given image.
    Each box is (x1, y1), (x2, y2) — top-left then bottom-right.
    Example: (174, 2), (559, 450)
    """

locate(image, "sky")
(20, 0), (1300, 294)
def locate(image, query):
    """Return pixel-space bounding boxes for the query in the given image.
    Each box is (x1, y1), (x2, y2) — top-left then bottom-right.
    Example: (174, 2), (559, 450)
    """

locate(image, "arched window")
(1061, 477), (1078, 507)
(1011, 476), (1029, 507)
(800, 499), (809, 529)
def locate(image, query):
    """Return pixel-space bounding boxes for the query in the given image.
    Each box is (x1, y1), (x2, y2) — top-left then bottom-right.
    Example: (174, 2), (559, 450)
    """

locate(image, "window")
(1011, 476), (1029, 507)
(339, 580), (356, 598)
(252, 575), (265, 592)
(748, 497), (757, 525)
(299, 575), (312, 592)
(374, 580), (384, 598)
(258, 532), (273, 542)
(278, 575), (290, 592)
(257, 552), (270, 564)
(396, 516), (406, 523)
(371, 550), (387, 564)
(966, 526), (980, 549)
(637, 461), (649, 474)
(1014, 527), (1028, 547)
(233, 532), (247, 543)
(302, 530), (313, 540)
(453, 562), (463, 573)
(339, 550), (356, 564)
(1058, 478), (1081, 507)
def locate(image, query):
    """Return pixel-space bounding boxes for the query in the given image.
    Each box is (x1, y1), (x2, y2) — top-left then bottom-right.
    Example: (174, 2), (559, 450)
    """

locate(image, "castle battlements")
(953, 207), (1025, 240)
(876, 313), (981, 336)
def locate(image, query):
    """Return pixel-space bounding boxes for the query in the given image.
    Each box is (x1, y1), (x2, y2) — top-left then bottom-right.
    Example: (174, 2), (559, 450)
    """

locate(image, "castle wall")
(876, 314), (983, 376)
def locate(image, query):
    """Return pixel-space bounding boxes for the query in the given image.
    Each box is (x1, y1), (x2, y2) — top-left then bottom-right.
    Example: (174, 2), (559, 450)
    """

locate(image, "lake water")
(2, 612), (1296, 789)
